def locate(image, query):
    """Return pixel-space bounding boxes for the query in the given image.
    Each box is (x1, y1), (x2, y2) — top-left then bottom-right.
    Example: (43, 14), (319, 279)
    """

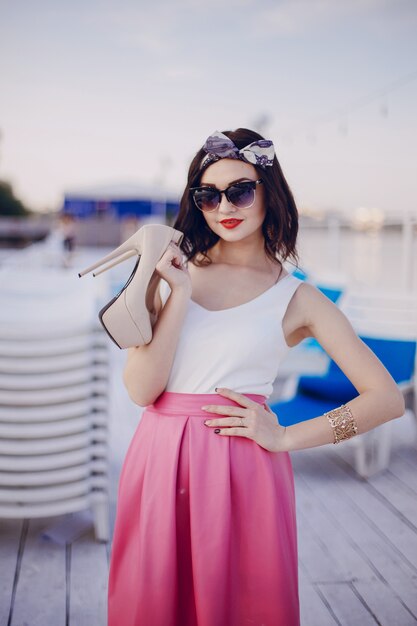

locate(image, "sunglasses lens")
(227, 183), (255, 209)
(193, 188), (220, 211)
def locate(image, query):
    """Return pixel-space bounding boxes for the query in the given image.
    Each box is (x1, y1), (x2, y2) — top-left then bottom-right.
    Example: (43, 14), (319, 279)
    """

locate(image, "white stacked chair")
(0, 267), (110, 541)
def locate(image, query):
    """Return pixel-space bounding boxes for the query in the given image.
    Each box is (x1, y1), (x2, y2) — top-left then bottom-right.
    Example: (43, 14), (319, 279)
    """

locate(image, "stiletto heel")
(92, 250), (137, 277)
(78, 243), (139, 277)
(77, 224), (184, 349)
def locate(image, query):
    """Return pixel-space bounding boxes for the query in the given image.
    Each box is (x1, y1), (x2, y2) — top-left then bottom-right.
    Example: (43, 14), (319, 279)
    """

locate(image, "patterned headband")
(200, 130), (275, 170)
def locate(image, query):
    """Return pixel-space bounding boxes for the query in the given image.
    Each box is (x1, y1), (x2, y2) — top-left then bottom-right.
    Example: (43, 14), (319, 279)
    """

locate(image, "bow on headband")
(200, 130), (275, 170)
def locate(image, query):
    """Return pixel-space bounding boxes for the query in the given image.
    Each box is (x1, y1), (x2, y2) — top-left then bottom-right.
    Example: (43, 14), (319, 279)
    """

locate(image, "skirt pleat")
(108, 392), (300, 626)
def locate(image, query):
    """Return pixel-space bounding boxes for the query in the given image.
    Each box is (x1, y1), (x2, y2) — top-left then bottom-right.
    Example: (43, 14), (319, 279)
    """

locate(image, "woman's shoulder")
(284, 274), (330, 308)
(281, 276), (327, 345)
(283, 275), (346, 336)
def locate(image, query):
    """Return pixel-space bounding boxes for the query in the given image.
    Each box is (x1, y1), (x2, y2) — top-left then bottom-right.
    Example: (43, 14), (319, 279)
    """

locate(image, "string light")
(278, 68), (417, 143)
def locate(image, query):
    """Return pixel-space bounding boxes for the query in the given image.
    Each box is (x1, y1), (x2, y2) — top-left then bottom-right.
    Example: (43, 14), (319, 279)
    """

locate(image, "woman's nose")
(217, 192), (237, 214)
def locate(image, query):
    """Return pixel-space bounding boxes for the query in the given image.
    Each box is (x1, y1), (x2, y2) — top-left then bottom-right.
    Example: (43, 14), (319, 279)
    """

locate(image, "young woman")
(108, 128), (405, 626)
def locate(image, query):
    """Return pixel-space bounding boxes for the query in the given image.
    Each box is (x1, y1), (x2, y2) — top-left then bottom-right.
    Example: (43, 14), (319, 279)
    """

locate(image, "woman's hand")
(155, 242), (191, 292)
(202, 388), (287, 453)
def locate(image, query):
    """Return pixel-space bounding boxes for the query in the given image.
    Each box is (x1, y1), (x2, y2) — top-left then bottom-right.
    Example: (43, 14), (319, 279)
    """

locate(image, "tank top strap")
(279, 272), (304, 297)
(271, 272), (304, 317)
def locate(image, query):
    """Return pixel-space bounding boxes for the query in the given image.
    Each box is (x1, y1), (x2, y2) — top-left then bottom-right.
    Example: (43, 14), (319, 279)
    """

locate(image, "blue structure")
(62, 185), (181, 220)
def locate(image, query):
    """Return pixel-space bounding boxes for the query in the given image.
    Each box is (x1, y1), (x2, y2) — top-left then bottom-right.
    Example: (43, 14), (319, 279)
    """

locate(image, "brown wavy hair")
(173, 127), (299, 268)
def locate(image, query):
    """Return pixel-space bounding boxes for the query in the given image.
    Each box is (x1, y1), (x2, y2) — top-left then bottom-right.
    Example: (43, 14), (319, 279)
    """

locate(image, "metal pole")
(328, 213), (341, 271)
(402, 210), (413, 291)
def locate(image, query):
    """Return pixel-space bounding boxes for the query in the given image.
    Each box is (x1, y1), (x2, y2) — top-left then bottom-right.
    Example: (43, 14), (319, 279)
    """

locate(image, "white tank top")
(159, 271), (303, 398)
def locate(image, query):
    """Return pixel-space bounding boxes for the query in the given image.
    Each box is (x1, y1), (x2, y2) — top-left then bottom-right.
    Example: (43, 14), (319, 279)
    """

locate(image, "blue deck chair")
(269, 335), (416, 477)
(270, 335), (415, 425)
(316, 285), (344, 304)
(292, 267), (309, 281)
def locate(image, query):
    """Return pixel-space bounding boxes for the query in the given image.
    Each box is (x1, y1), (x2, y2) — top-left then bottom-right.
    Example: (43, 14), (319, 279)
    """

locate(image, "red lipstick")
(219, 219), (243, 229)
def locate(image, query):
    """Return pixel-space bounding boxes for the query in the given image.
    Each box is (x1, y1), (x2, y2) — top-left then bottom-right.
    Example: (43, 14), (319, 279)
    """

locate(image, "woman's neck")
(208, 235), (275, 270)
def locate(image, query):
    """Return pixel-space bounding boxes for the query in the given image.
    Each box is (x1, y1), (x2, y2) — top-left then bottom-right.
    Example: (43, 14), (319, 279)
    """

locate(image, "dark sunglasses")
(189, 179), (263, 212)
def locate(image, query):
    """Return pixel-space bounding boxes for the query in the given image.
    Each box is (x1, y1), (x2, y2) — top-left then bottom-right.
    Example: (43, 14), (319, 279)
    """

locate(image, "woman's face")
(197, 158), (266, 243)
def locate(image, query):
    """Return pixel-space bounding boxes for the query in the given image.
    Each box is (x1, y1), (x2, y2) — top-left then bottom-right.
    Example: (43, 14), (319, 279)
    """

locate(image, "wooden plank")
(317, 582), (377, 625)
(11, 516), (66, 626)
(388, 450), (417, 495)
(365, 467), (417, 530)
(69, 528), (108, 626)
(353, 578), (417, 625)
(292, 449), (417, 618)
(0, 518), (23, 626)
(298, 563), (338, 626)
(330, 446), (417, 539)
(398, 445), (417, 468)
(294, 471), (376, 582)
(301, 446), (417, 571)
(297, 508), (352, 582)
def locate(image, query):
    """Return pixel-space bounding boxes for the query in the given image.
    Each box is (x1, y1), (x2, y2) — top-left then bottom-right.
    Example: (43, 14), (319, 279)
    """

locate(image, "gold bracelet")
(324, 404), (358, 444)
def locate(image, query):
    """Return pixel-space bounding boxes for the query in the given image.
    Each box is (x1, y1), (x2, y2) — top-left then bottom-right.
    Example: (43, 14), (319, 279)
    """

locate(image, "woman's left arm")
(281, 283), (406, 451)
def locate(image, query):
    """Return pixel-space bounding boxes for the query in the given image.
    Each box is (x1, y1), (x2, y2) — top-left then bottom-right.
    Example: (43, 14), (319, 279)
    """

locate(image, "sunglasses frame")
(189, 179), (263, 212)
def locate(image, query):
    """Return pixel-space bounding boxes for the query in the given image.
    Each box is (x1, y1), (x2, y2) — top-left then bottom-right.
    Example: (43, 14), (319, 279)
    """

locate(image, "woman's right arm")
(122, 242), (192, 407)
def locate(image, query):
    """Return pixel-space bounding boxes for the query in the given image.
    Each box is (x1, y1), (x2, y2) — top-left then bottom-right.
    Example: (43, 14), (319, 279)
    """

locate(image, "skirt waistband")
(147, 391), (267, 416)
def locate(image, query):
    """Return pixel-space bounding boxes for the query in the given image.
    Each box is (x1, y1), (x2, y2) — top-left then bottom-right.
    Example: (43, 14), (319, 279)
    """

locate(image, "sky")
(1, 0), (417, 216)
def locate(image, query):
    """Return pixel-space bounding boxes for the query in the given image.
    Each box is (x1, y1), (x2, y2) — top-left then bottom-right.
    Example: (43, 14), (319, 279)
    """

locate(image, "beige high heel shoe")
(78, 224), (184, 349)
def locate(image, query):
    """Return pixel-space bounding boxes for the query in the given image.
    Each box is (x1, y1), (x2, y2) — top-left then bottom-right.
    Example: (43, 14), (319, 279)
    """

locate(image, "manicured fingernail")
(214, 429), (221, 434)
(214, 387), (218, 392)
(204, 420), (209, 426)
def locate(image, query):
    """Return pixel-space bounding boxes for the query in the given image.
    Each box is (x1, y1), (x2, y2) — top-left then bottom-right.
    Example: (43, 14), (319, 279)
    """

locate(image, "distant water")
(0, 225), (415, 295)
(295, 227), (417, 293)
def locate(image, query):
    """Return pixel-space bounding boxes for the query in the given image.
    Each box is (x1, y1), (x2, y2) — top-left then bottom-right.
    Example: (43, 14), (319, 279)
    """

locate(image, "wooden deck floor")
(1, 345), (416, 625)
(293, 430), (417, 625)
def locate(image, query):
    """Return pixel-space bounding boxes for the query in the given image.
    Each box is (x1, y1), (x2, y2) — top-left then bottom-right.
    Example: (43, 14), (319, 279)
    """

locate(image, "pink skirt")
(108, 392), (300, 626)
